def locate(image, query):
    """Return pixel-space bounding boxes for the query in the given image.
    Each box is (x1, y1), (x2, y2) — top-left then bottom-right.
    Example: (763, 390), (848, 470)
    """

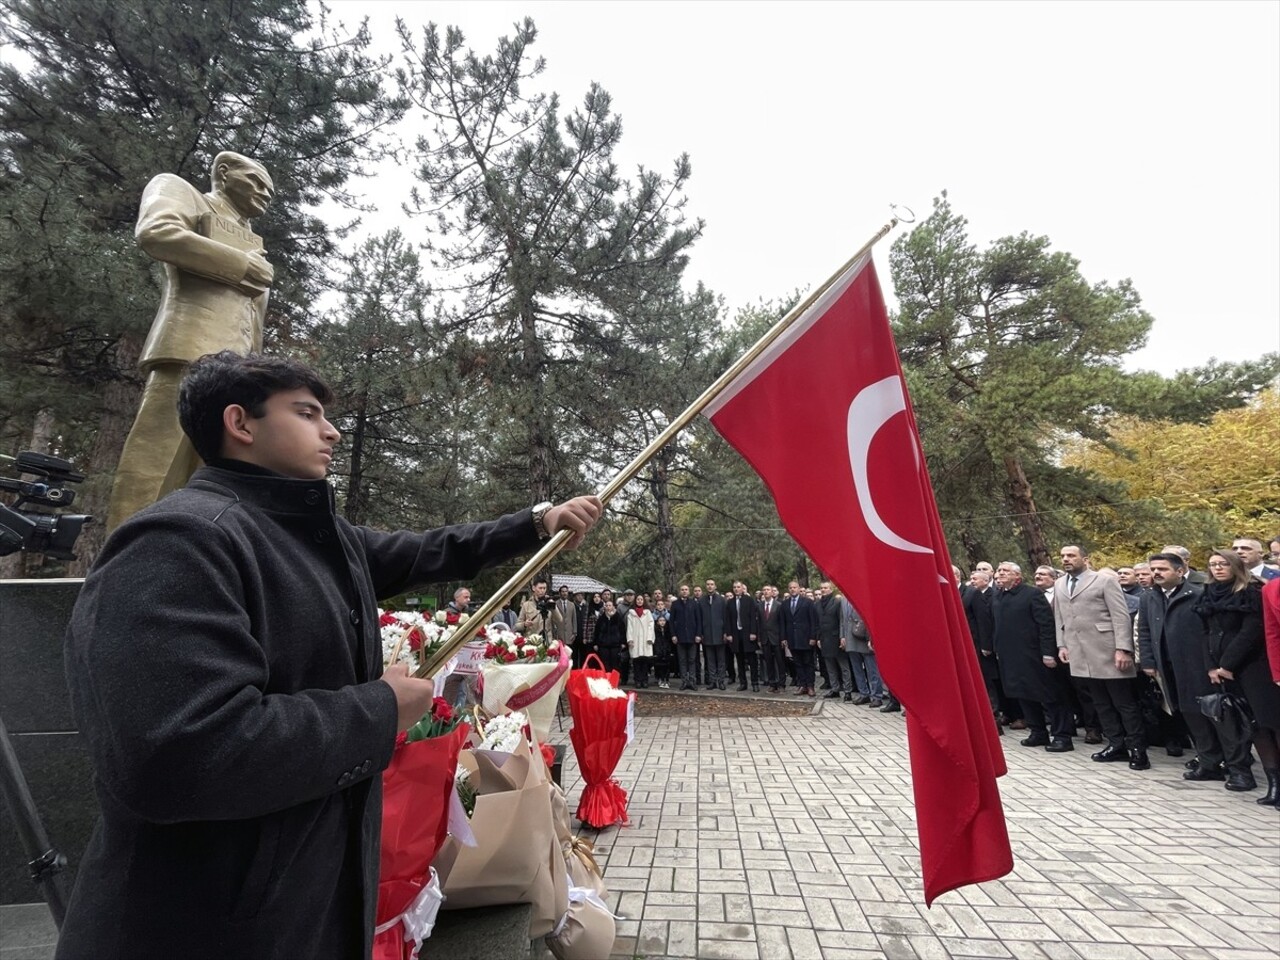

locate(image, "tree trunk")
(651, 443), (677, 590)
(1003, 454), (1050, 569)
(345, 388), (369, 526)
(793, 551), (809, 587)
(67, 335), (144, 577)
(960, 529), (985, 571)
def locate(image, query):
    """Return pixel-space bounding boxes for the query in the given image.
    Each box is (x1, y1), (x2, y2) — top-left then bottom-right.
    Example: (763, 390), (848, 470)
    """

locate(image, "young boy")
(58, 351), (600, 959)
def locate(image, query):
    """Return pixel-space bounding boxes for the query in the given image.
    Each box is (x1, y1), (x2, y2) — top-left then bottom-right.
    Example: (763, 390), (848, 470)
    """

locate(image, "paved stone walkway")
(551, 698), (1280, 960)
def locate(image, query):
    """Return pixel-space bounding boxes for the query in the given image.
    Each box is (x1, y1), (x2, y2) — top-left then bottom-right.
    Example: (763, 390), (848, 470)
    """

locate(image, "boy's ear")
(222, 404), (255, 448)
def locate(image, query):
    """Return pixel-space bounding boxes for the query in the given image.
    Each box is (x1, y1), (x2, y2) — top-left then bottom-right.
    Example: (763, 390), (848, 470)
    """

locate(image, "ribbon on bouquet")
(549, 879), (622, 940)
(503, 642), (571, 711)
(373, 867), (446, 960)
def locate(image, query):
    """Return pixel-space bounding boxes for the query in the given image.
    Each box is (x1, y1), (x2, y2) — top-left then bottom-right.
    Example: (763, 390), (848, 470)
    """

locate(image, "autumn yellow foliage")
(1063, 387), (1280, 568)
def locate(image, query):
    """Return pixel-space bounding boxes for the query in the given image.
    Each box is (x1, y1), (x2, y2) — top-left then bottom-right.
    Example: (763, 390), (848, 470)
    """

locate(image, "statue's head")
(210, 152), (274, 219)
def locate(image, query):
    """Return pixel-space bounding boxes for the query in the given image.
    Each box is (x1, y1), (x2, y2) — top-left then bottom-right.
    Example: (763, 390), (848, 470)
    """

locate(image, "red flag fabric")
(704, 252), (1012, 904)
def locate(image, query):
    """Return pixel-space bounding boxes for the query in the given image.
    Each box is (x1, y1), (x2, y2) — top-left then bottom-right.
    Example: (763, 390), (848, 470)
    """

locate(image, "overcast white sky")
(332, 0), (1280, 377)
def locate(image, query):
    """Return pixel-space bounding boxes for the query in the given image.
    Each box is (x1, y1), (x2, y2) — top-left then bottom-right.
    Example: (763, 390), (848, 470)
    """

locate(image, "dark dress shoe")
(1009, 719), (1027, 730)
(1165, 742), (1185, 758)
(824, 690), (841, 699)
(1090, 746), (1130, 762)
(1083, 729), (1103, 745)
(1020, 734), (1051, 748)
(1225, 773), (1257, 792)
(1182, 765), (1226, 781)
(752, 684), (760, 692)
(717, 682), (727, 690)
(1045, 739), (1074, 753)
(843, 693), (853, 703)
(807, 688), (816, 697)
(820, 683), (832, 690)
(879, 700), (901, 713)
(851, 695), (871, 705)
(737, 684), (748, 691)
(1257, 769), (1279, 805)
(1128, 752), (1151, 770)
(1185, 757), (1201, 770)
(868, 698), (883, 708)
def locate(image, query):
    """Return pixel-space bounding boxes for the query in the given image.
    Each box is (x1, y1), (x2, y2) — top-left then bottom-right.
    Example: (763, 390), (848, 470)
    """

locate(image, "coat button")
(361, 759), (372, 774)
(337, 772), (351, 786)
(349, 609), (361, 626)
(304, 490), (321, 505)
(314, 529), (329, 544)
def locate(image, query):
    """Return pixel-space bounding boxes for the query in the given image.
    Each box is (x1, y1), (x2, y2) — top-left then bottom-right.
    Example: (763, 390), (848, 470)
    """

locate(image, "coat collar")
(189, 463), (336, 517)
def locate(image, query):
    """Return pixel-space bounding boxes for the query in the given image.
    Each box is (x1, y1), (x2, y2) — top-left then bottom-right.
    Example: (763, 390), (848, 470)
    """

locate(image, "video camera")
(0, 451), (93, 561)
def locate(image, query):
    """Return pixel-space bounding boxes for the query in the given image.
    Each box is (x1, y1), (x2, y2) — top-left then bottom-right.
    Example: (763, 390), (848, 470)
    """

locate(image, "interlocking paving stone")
(542, 702), (1280, 960)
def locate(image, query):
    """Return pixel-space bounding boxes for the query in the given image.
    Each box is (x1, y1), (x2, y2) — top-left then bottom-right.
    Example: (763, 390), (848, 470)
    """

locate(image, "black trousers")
(1020, 697), (1074, 742)
(791, 648), (816, 690)
(733, 648), (759, 688)
(704, 644), (727, 685)
(598, 646), (621, 674)
(823, 651), (854, 693)
(676, 644), (699, 687)
(1088, 677), (1146, 751)
(761, 643), (786, 688)
(1072, 676), (1101, 733)
(1182, 706), (1254, 775)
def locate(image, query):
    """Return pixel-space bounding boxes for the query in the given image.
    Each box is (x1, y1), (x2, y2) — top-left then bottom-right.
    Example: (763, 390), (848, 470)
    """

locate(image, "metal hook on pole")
(889, 203), (916, 224)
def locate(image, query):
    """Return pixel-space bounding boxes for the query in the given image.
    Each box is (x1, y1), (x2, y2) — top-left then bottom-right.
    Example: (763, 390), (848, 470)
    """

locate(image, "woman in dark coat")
(1198, 550), (1280, 805)
(593, 599), (626, 673)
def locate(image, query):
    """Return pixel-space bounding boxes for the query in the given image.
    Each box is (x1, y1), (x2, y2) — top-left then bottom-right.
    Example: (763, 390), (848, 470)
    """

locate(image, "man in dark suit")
(780, 580), (820, 696)
(817, 581), (853, 699)
(668, 584), (703, 690)
(992, 561), (1072, 752)
(726, 580), (762, 691)
(963, 569), (1002, 730)
(700, 578), (728, 690)
(758, 585), (785, 693)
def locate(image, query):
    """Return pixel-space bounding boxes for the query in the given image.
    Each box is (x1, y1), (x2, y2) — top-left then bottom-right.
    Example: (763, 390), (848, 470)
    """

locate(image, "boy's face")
(235, 388), (339, 480)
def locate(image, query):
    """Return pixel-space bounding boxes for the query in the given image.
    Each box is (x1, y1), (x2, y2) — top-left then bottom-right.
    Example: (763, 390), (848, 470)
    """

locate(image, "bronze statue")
(106, 152), (275, 533)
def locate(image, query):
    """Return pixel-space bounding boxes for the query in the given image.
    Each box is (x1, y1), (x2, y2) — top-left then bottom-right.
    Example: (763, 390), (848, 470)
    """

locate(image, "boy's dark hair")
(178, 351), (335, 462)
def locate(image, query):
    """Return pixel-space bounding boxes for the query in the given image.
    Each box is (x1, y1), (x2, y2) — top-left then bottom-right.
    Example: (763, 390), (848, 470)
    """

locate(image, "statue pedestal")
(0, 580), (95, 906)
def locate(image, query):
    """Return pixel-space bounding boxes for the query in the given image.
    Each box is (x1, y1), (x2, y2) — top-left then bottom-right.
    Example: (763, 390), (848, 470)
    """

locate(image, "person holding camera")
(516, 577), (558, 641)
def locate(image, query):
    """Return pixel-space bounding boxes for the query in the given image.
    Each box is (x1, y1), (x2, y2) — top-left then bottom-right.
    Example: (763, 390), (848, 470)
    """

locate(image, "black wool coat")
(817, 594), (843, 657)
(700, 592), (727, 647)
(1137, 582), (1210, 713)
(668, 597), (703, 645)
(963, 585), (999, 680)
(58, 464), (539, 960)
(991, 583), (1058, 702)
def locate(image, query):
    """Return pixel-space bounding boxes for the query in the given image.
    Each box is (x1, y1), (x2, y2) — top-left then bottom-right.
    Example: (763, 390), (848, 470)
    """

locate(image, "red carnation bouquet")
(376, 693), (470, 960)
(478, 624), (571, 741)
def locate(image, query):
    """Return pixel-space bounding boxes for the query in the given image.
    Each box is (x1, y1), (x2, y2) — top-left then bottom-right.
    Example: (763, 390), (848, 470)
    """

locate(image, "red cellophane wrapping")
(566, 654), (632, 828)
(374, 722), (471, 960)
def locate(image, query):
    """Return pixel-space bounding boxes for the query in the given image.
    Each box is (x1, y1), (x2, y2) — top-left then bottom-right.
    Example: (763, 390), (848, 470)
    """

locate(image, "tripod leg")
(0, 714), (71, 928)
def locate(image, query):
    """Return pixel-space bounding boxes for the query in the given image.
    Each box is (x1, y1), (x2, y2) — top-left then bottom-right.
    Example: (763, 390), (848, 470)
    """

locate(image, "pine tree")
(0, 0), (403, 571)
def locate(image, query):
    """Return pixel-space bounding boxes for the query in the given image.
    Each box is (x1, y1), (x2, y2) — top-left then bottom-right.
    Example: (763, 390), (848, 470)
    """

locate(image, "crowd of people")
(961, 537), (1280, 806)
(468, 535), (1280, 809)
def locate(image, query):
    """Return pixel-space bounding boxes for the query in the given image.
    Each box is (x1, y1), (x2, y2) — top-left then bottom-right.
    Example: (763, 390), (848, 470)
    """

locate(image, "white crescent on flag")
(846, 375), (933, 555)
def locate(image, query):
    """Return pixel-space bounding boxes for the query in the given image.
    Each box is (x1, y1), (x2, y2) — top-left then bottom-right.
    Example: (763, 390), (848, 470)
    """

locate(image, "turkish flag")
(704, 252), (1012, 904)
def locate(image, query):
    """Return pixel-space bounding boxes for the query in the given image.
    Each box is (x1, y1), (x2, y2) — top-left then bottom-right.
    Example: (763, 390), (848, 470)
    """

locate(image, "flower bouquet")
(479, 624), (571, 741)
(565, 654), (634, 828)
(375, 691), (471, 960)
(379, 609), (459, 676)
(435, 713), (569, 938)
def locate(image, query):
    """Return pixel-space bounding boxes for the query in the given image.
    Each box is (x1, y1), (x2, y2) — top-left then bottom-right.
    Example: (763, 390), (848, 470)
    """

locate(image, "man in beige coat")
(107, 152), (275, 532)
(1053, 545), (1150, 770)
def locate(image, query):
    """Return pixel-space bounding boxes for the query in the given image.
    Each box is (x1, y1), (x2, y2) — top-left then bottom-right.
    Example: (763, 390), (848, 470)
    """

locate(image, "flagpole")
(415, 216), (901, 679)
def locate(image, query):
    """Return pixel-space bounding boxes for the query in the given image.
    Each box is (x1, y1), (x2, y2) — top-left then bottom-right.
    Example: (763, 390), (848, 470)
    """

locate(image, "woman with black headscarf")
(1198, 549), (1280, 805)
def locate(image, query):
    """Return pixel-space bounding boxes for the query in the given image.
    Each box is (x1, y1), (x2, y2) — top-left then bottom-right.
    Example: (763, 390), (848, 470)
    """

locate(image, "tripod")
(0, 712), (69, 928)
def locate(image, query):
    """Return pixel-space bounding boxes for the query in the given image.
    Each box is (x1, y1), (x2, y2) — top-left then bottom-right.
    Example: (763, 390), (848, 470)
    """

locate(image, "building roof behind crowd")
(551, 574), (616, 595)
